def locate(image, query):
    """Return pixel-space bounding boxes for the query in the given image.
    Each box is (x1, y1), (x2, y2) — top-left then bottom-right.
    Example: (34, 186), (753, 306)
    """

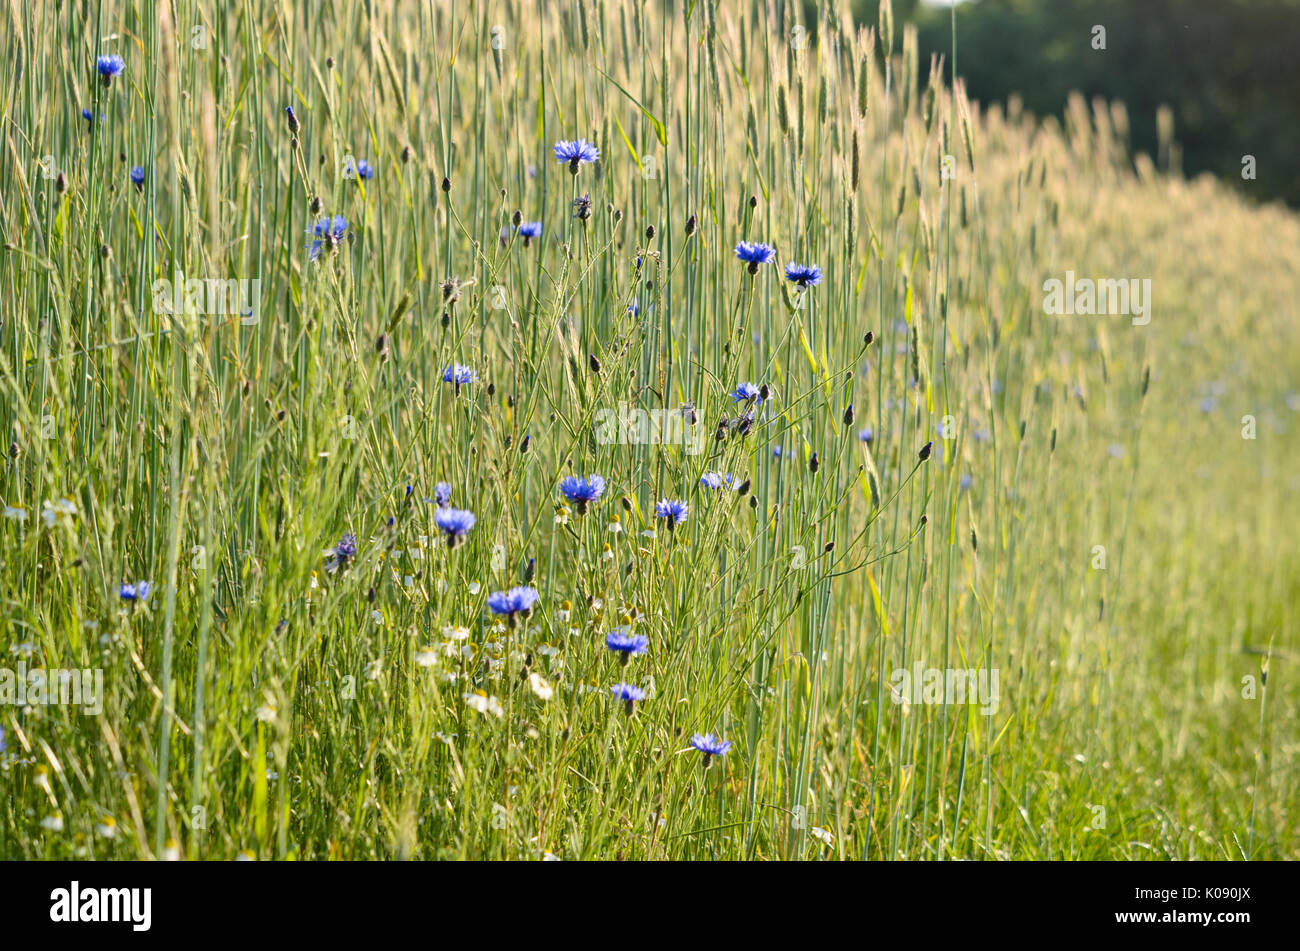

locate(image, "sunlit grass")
(0, 0), (1296, 860)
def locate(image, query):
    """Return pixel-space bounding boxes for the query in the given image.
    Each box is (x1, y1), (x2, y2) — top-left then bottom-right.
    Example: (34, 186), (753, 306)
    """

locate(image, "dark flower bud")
(441, 176), (451, 193)
(809, 452), (819, 473)
(310, 195), (322, 214)
(736, 478), (751, 496)
(56, 172), (67, 193)
(440, 311), (450, 328)
(401, 144), (413, 164)
(864, 331), (874, 346)
(685, 213), (697, 236)
(588, 354), (602, 374)
(512, 209), (522, 227)
(919, 441), (933, 461)
(519, 434), (531, 454)
(759, 383), (770, 402)
(749, 195), (757, 208)
(326, 56), (335, 69)
(843, 404), (854, 425)
(645, 225), (655, 240)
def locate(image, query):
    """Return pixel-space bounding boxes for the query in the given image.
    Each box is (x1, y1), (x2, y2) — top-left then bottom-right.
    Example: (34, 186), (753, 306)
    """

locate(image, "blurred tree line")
(845, 0), (1300, 207)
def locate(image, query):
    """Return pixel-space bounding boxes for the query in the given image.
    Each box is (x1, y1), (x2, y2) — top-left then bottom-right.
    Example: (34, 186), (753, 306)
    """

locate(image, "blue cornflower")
(699, 472), (733, 490)
(119, 581), (151, 602)
(0, 726), (5, 753)
(97, 54), (125, 85)
(772, 446), (783, 459)
(784, 262), (822, 287)
(572, 192), (592, 220)
(611, 682), (647, 713)
(731, 382), (763, 404)
(734, 241), (776, 273)
(690, 733), (732, 766)
(554, 138), (599, 173)
(859, 427), (874, 443)
(353, 159), (375, 180)
(604, 629), (649, 665)
(441, 364), (477, 386)
(129, 166), (145, 190)
(434, 508), (476, 548)
(518, 221), (543, 245)
(487, 586), (540, 625)
(959, 473), (973, 492)
(654, 498), (689, 528)
(433, 482), (452, 507)
(81, 107), (104, 125)
(327, 532), (357, 573)
(308, 215), (348, 261)
(559, 474), (606, 514)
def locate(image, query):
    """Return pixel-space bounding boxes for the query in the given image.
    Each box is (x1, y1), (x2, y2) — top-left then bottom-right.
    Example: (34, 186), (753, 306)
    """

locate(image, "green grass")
(0, 0), (1296, 860)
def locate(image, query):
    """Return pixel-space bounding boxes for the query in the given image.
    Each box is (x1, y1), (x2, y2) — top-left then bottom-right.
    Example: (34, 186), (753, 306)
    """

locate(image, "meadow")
(1, 0), (1297, 860)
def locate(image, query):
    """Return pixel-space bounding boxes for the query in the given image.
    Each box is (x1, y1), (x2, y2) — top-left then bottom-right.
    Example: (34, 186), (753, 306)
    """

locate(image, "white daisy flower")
(529, 673), (553, 700)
